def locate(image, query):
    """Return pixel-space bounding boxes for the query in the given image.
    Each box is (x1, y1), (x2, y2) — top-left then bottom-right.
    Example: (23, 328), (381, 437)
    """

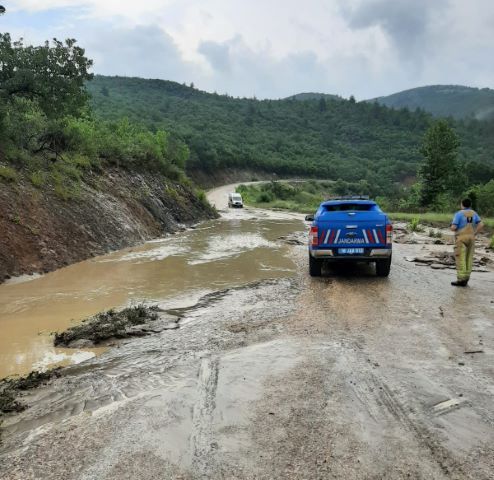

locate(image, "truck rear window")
(323, 204), (377, 212)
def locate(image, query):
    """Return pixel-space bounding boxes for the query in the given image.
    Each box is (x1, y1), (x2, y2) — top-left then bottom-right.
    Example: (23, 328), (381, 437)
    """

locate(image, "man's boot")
(451, 279), (468, 287)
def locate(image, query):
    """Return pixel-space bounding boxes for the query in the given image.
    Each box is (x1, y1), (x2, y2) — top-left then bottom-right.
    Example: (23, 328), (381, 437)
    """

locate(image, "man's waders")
(454, 210), (476, 283)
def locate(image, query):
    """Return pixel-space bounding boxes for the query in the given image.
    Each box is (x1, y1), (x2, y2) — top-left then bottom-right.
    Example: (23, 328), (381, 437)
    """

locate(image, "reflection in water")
(0, 210), (304, 378)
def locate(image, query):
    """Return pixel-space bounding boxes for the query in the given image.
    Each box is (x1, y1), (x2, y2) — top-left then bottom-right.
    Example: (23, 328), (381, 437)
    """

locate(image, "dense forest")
(372, 85), (494, 121)
(87, 76), (494, 201)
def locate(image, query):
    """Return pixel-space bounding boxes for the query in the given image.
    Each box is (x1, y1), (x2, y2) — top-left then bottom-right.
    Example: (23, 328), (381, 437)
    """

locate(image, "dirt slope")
(0, 169), (216, 282)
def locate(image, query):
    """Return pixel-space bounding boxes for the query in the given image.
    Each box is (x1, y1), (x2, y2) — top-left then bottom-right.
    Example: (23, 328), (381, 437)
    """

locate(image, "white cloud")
(5, 0), (494, 98)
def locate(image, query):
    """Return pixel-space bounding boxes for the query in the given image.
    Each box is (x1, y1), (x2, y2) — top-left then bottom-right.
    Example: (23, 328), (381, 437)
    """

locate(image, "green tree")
(318, 97), (327, 112)
(418, 119), (460, 206)
(0, 33), (93, 118)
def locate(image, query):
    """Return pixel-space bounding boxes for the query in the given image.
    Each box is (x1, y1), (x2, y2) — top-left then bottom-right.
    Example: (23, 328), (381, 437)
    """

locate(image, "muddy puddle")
(0, 195), (305, 379)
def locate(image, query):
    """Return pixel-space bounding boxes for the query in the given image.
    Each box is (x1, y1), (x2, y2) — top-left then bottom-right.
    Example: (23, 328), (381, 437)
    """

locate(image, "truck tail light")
(309, 226), (319, 246)
(386, 224), (393, 244)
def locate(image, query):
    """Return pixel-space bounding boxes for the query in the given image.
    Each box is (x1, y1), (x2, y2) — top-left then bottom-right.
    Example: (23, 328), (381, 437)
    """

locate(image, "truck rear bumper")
(310, 248), (392, 261)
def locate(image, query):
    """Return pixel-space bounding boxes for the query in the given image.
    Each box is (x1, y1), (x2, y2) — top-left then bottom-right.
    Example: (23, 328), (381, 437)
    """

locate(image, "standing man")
(450, 198), (483, 286)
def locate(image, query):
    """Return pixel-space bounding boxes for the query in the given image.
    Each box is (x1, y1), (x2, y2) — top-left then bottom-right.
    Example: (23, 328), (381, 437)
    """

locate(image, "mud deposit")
(1, 185), (493, 479)
(0, 370), (61, 417)
(53, 305), (175, 348)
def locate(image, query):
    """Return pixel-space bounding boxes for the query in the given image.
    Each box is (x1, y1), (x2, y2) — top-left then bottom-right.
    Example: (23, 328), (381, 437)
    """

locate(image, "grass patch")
(407, 216), (422, 232)
(0, 165), (19, 183)
(29, 170), (47, 187)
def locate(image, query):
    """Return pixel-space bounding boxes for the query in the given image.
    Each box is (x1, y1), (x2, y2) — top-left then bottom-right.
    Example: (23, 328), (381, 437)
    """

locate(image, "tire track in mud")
(347, 363), (468, 479)
(190, 356), (220, 478)
(287, 260), (476, 479)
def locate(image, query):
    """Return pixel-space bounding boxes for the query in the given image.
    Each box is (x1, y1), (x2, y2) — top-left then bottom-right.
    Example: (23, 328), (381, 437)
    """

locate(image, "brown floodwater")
(0, 186), (305, 379)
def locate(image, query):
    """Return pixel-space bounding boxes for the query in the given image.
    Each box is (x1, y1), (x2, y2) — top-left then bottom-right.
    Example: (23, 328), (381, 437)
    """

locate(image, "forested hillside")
(371, 85), (494, 120)
(87, 76), (494, 196)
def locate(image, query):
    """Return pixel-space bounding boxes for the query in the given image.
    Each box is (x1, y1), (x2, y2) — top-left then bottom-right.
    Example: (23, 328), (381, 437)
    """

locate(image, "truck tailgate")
(316, 212), (388, 248)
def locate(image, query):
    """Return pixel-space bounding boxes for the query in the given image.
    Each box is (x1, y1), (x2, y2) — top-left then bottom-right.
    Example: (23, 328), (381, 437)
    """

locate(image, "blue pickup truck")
(306, 197), (393, 277)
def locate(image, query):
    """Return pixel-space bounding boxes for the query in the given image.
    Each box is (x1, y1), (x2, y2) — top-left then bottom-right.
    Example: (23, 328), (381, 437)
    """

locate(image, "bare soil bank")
(0, 169), (217, 283)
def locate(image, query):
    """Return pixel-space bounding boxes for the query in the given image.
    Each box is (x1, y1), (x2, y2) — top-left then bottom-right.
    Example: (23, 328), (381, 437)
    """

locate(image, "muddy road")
(1, 185), (494, 479)
(0, 184), (299, 379)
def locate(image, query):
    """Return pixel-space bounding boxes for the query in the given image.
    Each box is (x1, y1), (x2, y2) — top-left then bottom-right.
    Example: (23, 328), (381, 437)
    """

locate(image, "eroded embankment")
(0, 169), (217, 282)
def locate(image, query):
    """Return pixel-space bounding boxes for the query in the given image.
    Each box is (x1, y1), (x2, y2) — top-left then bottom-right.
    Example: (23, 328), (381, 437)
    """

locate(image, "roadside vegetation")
(237, 181), (334, 213)
(238, 181), (494, 229)
(237, 181), (494, 229)
(0, 34), (199, 200)
(238, 118), (494, 227)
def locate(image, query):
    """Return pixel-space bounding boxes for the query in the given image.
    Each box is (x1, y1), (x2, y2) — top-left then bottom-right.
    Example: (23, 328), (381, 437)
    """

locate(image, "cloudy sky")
(3, 0), (493, 99)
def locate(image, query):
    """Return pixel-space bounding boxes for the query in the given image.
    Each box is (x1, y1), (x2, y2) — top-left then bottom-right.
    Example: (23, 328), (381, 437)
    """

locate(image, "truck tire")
(376, 258), (391, 277)
(309, 255), (323, 277)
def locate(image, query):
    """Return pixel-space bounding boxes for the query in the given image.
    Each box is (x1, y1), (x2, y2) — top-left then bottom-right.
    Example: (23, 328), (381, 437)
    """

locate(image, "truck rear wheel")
(376, 258), (391, 277)
(309, 256), (323, 277)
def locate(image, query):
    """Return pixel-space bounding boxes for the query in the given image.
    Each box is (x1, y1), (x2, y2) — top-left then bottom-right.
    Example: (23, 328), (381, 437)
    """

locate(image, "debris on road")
(433, 398), (463, 415)
(54, 305), (179, 347)
(277, 233), (305, 246)
(405, 249), (492, 272)
(1, 369), (61, 417)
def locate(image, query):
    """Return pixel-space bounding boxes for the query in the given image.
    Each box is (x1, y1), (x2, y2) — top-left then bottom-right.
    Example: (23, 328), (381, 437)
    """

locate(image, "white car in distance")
(228, 192), (244, 208)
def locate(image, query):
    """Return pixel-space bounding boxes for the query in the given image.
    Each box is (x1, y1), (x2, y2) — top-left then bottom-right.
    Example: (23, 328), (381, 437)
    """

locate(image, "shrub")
(469, 180), (494, 217)
(0, 165), (19, 182)
(29, 171), (47, 187)
(408, 216), (421, 232)
(257, 192), (273, 203)
(196, 189), (209, 206)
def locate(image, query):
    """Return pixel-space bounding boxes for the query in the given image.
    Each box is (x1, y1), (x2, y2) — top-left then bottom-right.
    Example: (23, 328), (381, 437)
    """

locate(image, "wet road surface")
(1, 185), (494, 479)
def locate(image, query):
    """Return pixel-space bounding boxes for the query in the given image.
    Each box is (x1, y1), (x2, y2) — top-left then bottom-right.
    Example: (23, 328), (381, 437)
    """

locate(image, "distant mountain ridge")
(368, 85), (494, 120)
